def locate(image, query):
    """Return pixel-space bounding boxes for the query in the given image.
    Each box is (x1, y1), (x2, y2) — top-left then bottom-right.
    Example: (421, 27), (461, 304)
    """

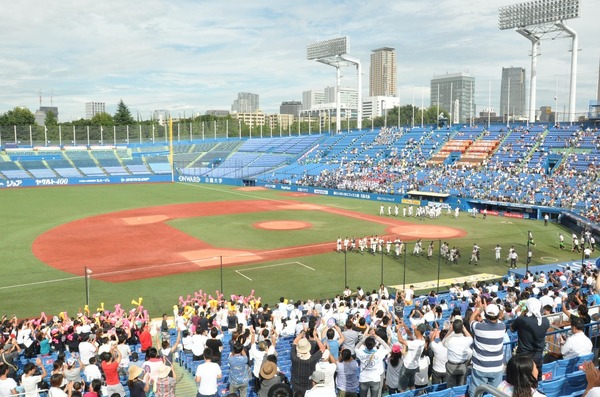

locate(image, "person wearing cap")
(258, 360), (285, 397)
(228, 342), (251, 397)
(395, 317), (426, 392)
(510, 297), (549, 381)
(355, 327), (391, 397)
(385, 343), (404, 394)
(305, 370), (336, 397)
(195, 347), (222, 397)
(127, 365), (150, 397)
(63, 355), (84, 384)
(442, 319), (473, 388)
(154, 362), (176, 397)
(315, 349), (337, 390)
(468, 298), (507, 396)
(290, 328), (325, 394)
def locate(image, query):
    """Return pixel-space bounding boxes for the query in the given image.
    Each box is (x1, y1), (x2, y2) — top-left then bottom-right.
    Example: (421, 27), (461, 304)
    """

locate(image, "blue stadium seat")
(539, 377), (566, 397)
(555, 357), (577, 377)
(564, 371), (587, 395)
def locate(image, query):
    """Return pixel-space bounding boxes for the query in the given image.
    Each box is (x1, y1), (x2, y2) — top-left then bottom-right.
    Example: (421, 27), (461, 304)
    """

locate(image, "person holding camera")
(442, 319), (473, 388)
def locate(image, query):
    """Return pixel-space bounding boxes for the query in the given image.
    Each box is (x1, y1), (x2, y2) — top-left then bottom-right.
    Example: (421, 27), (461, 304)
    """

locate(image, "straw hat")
(128, 366), (144, 381)
(259, 361), (277, 380)
(157, 364), (171, 379)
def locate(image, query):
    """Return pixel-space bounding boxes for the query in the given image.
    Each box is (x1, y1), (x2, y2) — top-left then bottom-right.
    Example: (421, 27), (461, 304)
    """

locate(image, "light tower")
(307, 37), (362, 132)
(499, 0), (580, 123)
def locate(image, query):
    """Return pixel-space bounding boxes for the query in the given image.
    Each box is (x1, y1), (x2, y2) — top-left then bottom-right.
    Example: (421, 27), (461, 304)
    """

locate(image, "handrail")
(473, 384), (511, 397)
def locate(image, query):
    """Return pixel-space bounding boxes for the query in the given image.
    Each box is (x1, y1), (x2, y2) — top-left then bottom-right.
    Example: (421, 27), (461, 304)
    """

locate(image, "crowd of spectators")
(291, 125), (600, 223)
(4, 260), (600, 397)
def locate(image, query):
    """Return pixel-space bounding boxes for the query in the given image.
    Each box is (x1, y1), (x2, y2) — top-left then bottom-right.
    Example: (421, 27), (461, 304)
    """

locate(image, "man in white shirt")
(355, 331), (391, 397)
(78, 334), (98, 365)
(443, 319), (473, 388)
(0, 364), (17, 396)
(429, 328), (449, 384)
(191, 327), (208, 361)
(195, 347), (223, 397)
(544, 316), (593, 363)
(404, 286), (415, 305)
(396, 319), (426, 392)
(305, 371), (336, 397)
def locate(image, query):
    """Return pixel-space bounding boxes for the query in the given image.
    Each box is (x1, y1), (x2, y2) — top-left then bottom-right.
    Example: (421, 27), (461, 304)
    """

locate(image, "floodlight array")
(306, 37), (348, 60)
(498, 0), (579, 30)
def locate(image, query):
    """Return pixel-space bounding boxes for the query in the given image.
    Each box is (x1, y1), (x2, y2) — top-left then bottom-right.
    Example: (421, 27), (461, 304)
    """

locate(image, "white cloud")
(0, 0), (598, 121)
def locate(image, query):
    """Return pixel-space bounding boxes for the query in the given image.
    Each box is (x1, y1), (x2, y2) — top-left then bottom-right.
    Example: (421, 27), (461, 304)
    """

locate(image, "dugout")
(405, 190), (450, 204)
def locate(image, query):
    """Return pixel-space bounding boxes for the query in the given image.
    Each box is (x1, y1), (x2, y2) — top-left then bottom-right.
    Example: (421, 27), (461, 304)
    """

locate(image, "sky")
(0, 0), (599, 122)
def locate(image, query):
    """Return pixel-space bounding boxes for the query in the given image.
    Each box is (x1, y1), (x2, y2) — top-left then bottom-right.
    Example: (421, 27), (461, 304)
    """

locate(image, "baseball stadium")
(2, 0), (600, 395)
(0, 121), (597, 318)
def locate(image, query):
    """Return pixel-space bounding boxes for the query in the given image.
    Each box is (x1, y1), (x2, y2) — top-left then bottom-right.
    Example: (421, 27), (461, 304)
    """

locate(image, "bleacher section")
(1, 124), (599, 222)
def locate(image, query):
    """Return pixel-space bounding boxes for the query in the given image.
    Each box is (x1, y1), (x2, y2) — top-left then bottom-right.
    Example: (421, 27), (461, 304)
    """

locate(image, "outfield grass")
(0, 182), (586, 318)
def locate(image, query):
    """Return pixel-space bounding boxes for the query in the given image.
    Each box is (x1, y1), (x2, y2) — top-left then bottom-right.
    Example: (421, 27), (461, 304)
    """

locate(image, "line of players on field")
(335, 236), (469, 264)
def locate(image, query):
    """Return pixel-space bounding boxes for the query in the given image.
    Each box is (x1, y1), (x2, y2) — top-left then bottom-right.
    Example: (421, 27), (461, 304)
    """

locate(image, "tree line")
(1, 100), (449, 129)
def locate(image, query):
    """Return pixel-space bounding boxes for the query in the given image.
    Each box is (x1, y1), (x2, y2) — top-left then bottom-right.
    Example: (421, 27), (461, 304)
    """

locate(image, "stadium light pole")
(499, 0), (580, 123)
(307, 37), (362, 133)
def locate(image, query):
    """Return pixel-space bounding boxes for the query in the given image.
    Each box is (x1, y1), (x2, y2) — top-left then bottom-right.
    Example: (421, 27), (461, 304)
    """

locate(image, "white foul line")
(235, 261), (315, 281)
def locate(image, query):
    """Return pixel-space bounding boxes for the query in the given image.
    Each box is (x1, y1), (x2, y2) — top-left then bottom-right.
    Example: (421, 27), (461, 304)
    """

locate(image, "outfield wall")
(2, 172), (595, 236)
(0, 174), (172, 188)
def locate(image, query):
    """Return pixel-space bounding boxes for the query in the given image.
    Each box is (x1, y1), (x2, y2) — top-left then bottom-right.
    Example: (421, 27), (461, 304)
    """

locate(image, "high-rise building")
(302, 90), (324, 111)
(280, 101), (302, 117)
(324, 86), (358, 110)
(85, 102), (106, 119)
(430, 72), (475, 124)
(500, 67), (526, 121)
(231, 92), (259, 113)
(370, 47), (397, 97)
(362, 96), (400, 119)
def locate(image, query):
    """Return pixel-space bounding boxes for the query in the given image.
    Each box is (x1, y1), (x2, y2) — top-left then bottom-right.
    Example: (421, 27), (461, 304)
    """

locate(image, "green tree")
(44, 111), (58, 126)
(0, 107), (36, 126)
(113, 99), (135, 125)
(90, 112), (114, 126)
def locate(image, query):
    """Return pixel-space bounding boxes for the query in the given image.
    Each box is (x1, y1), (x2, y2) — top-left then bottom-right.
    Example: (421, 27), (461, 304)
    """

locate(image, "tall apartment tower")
(500, 67), (526, 120)
(430, 72), (475, 124)
(231, 92), (259, 113)
(302, 90), (325, 111)
(369, 47), (397, 97)
(85, 102), (105, 119)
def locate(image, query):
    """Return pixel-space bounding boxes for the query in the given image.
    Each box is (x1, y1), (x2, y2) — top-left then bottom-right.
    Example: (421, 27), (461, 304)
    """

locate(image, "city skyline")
(0, 0), (599, 122)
